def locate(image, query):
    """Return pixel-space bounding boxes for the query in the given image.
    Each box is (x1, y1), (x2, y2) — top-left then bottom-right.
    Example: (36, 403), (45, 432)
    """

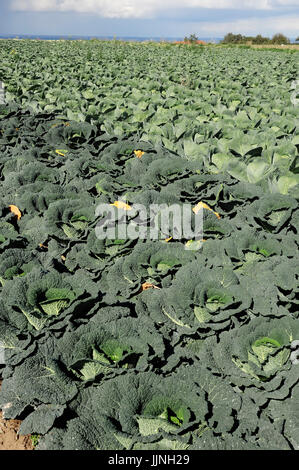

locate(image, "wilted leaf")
(110, 201), (132, 211)
(9, 205), (22, 220)
(192, 202), (221, 219)
(142, 282), (161, 291)
(134, 150), (145, 159)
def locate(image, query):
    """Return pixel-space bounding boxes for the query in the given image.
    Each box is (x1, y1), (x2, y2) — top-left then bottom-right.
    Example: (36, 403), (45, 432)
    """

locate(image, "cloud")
(190, 14), (299, 36)
(10, 0), (299, 19)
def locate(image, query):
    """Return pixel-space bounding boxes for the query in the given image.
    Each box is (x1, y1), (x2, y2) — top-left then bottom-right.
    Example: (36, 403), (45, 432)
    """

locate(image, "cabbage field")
(0, 39), (298, 451)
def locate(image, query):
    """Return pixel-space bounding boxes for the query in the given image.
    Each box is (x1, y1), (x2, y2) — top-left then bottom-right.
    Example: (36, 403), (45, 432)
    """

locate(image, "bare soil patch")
(0, 381), (33, 450)
(173, 40), (207, 45)
(252, 44), (299, 50)
(0, 412), (34, 450)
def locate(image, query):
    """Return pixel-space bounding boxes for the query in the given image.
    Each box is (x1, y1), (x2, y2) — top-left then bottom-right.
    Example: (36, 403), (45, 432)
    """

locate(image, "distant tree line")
(222, 33), (292, 45)
(184, 34), (199, 43)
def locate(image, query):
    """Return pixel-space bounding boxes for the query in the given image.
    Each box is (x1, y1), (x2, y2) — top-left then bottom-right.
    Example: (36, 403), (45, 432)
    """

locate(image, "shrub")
(271, 33), (290, 45)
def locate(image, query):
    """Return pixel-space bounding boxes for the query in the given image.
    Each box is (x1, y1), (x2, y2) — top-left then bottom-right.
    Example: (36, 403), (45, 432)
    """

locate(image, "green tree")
(251, 34), (271, 45)
(271, 33), (290, 44)
(184, 34), (198, 44)
(222, 33), (245, 44)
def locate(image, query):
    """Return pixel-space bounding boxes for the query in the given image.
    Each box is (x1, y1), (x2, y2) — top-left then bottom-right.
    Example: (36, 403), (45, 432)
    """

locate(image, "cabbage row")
(0, 40), (298, 195)
(0, 102), (298, 450)
(0, 40), (298, 450)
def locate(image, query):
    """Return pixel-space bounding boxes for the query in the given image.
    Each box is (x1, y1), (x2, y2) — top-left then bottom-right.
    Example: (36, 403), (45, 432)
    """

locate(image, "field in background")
(250, 44), (299, 50)
(0, 39), (298, 451)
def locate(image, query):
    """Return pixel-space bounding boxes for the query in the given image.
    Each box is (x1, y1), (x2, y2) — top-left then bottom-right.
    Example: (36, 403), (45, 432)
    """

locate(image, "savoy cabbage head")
(42, 372), (208, 450)
(1, 267), (98, 331)
(55, 314), (165, 383)
(199, 317), (299, 403)
(137, 260), (251, 335)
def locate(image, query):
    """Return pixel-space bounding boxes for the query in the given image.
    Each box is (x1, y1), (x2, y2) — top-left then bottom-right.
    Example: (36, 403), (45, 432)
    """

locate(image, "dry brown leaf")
(8, 205), (22, 220)
(55, 149), (67, 157)
(192, 201), (221, 219)
(110, 201), (132, 211)
(142, 282), (161, 291)
(38, 243), (48, 250)
(134, 150), (145, 159)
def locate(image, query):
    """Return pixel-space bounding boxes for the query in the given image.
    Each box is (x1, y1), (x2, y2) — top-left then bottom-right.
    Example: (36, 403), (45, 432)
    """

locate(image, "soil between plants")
(0, 382), (33, 450)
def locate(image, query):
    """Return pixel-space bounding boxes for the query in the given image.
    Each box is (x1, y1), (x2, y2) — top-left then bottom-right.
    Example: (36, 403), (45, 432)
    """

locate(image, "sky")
(0, 0), (298, 39)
